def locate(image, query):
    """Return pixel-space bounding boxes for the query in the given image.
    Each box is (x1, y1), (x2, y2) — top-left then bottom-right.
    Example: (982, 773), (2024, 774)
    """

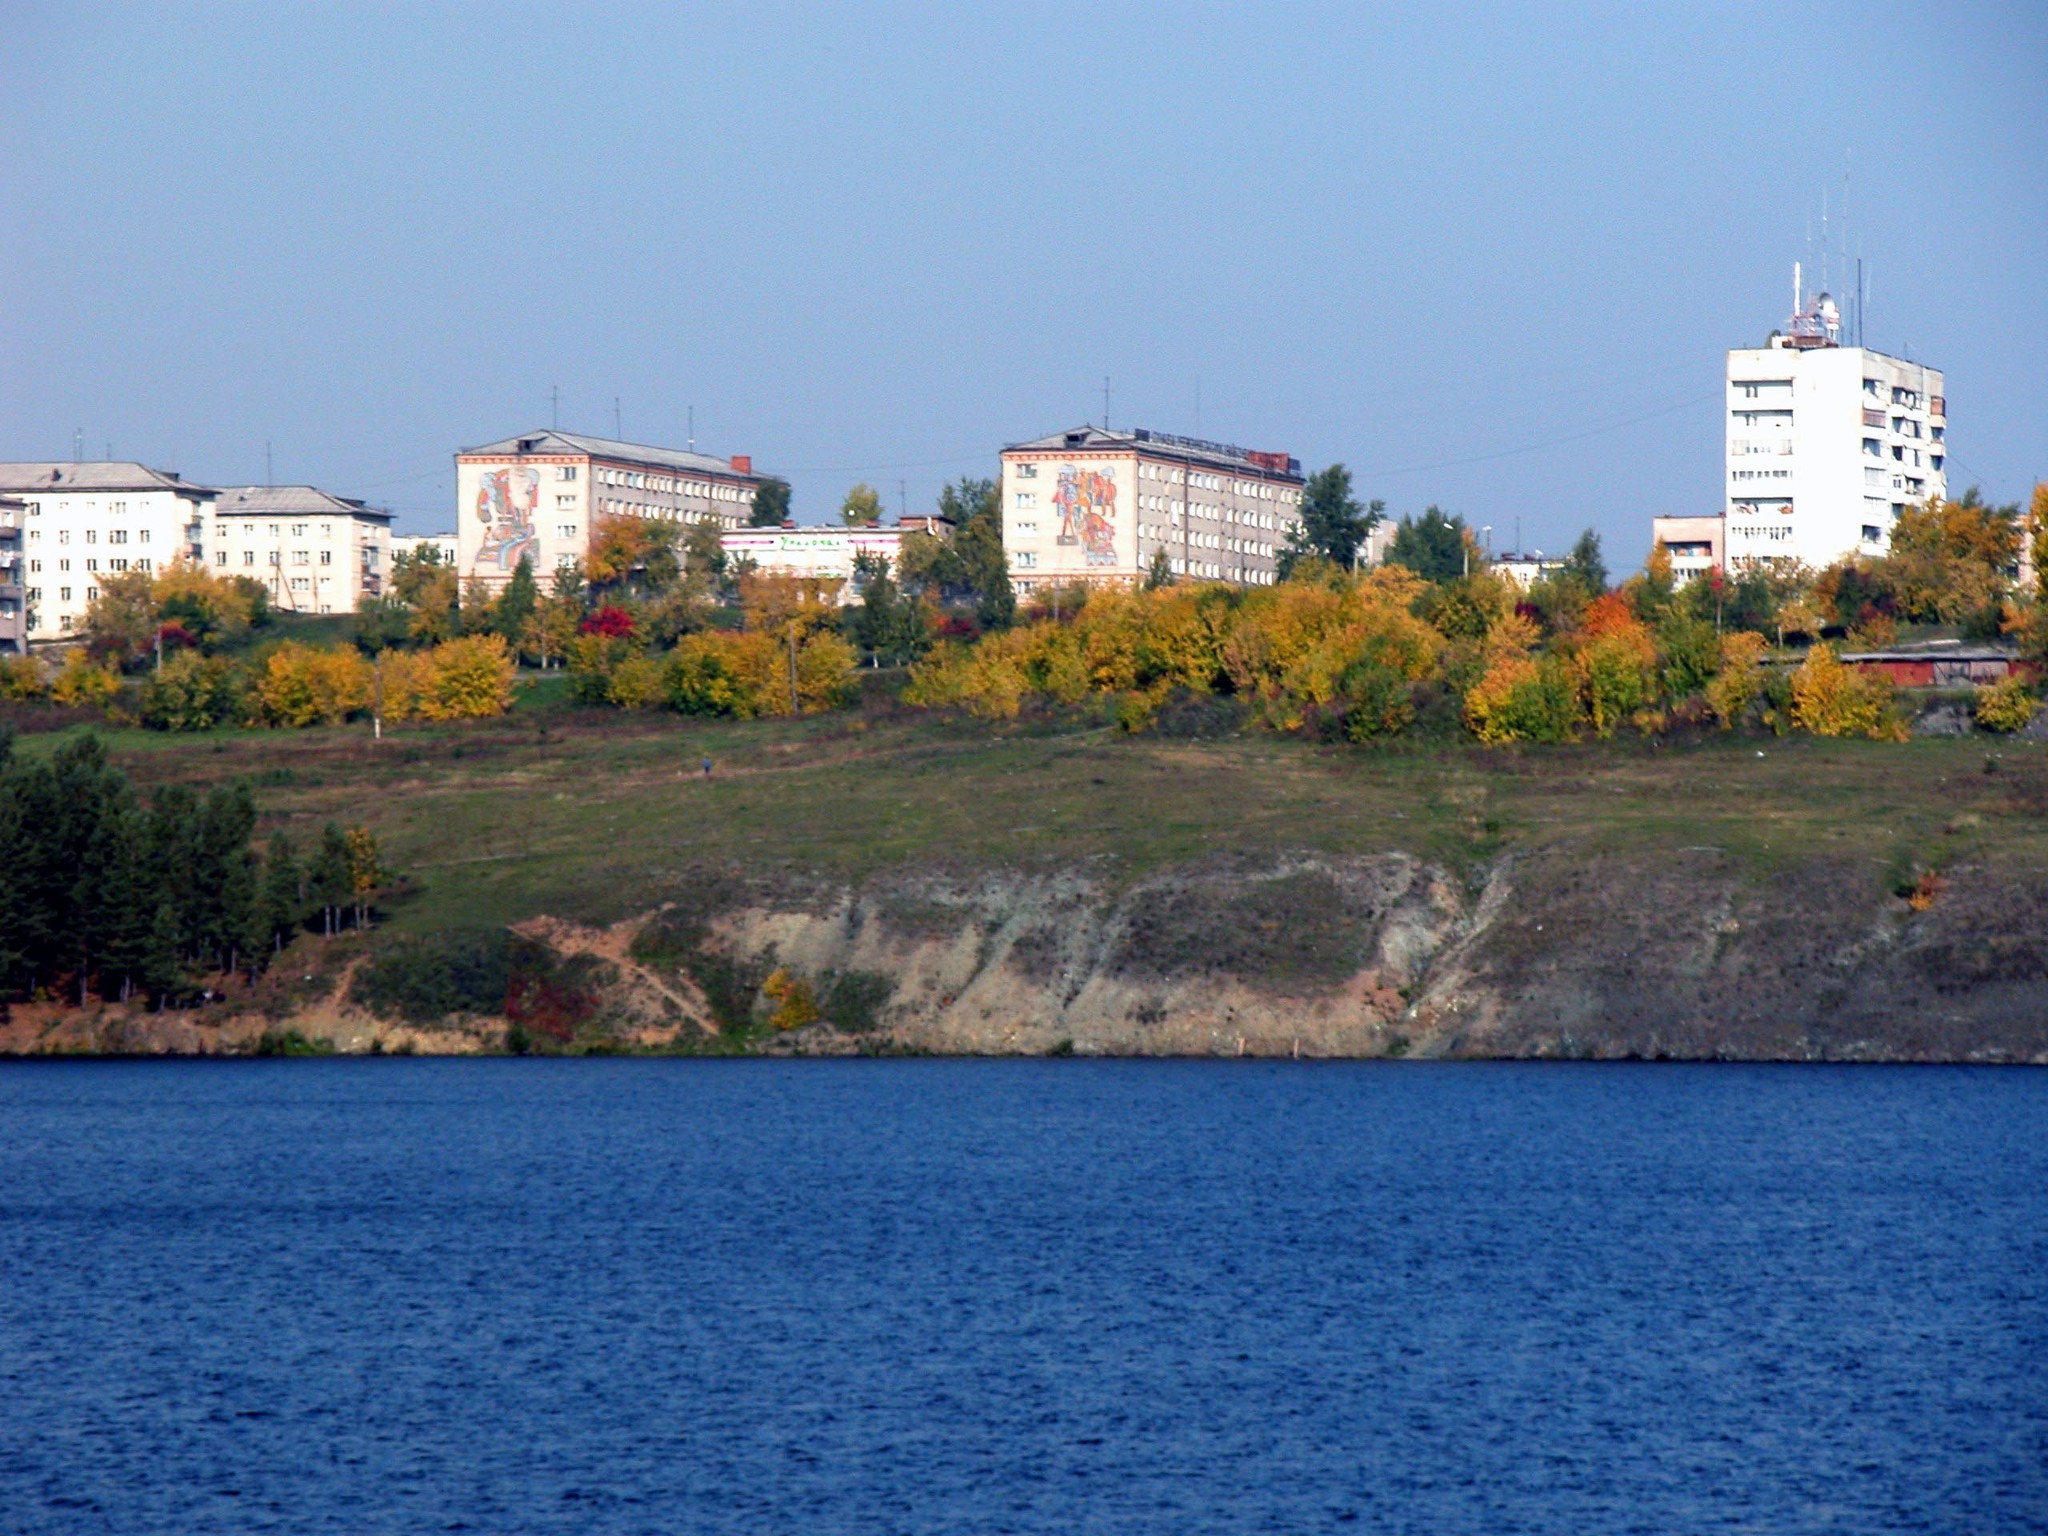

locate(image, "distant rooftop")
(0, 461), (214, 495)
(457, 428), (761, 478)
(1004, 425), (1302, 479)
(214, 484), (392, 521)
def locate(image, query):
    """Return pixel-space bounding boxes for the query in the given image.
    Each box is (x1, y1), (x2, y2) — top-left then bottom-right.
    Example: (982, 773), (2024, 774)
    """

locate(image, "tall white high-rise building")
(1724, 273), (1945, 571)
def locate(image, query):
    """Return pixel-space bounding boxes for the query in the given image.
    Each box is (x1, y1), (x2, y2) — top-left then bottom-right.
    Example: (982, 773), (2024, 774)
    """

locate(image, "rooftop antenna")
(1820, 186), (1829, 296)
(687, 405), (695, 452)
(614, 396), (622, 439)
(551, 384), (559, 429)
(898, 479), (908, 519)
(1102, 376), (1111, 431)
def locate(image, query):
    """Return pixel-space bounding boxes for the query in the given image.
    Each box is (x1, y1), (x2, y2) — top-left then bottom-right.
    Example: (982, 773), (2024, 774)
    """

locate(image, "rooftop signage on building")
(1130, 429), (1300, 476)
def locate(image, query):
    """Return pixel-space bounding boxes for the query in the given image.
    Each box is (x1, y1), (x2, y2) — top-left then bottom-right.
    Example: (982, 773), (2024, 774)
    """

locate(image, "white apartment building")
(999, 426), (1305, 595)
(455, 429), (766, 591)
(209, 486), (392, 613)
(0, 463), (212, 640)
(1725, 282), (1945, 571)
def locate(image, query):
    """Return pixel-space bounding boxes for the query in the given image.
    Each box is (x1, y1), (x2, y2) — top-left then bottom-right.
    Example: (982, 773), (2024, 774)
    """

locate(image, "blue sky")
(3, 2), (2043, 558)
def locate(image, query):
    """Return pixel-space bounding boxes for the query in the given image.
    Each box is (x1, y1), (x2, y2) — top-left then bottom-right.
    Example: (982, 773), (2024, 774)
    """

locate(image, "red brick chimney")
(730, 455), (752, 475)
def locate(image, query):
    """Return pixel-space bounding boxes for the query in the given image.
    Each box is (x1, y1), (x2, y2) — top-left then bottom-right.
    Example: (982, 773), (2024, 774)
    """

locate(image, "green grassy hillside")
(13, 681), (2046, 938)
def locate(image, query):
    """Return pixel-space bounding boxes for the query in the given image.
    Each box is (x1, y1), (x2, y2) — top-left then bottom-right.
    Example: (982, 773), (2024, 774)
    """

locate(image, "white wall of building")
(999, 429), (1303, 595)
(208, 506), (390, 613)
(1725, 342), (1945, 571)
(721, 525), (912, 603)
(0, 468), (211, 639)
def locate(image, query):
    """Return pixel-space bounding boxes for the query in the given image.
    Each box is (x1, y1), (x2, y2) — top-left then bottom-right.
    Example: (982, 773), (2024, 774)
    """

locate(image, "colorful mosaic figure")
(473, 467), (540, 575)
(1053, 465), (1119, 566)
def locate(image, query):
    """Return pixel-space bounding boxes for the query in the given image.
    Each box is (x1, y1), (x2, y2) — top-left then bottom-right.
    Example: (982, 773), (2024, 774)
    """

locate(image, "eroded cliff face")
(656, 851), (2048, 1062)
(9, 851), (2048, 1061)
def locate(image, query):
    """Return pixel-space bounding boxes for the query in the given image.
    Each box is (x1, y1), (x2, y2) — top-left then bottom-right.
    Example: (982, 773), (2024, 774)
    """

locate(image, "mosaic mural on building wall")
(1053, 464), (1119, 566)
(472, 467), (540, 575)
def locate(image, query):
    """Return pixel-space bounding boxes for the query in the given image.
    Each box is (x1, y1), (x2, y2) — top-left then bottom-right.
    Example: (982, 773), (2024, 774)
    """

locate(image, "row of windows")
(596, 467), (745, 500)
(1139, 525), (1276, 559)
(212, 549), (338, 567)
(220, 521), (337, 538)
(24, 557), (151, 574)
(23, 527), (152, 545)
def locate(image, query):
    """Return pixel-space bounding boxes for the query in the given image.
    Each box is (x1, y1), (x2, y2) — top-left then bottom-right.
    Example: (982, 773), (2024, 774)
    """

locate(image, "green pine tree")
(496, 555), (538, 653)
(308, 823), (352, 937)
(259, 832), (303, 955)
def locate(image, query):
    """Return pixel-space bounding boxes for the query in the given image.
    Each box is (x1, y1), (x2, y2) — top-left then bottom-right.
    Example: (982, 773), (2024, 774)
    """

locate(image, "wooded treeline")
(0, 731), (382, 1008)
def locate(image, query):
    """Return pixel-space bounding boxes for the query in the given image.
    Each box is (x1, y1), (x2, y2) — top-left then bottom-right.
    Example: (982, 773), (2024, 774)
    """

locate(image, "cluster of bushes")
(901, 562), (2030, 745)
(129, 634), (515, 731)
(566, 578), (860, 717)
(0, 731), (387, 1008)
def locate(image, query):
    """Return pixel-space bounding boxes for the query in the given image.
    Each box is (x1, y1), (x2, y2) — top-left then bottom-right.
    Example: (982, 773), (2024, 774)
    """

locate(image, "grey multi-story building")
(999, 426), (1305, 595)
(0, 496), (26, 654)
(455, 429), (767, 590)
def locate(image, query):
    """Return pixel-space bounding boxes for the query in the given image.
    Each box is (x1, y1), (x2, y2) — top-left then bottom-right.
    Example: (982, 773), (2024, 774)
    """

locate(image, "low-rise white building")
(1650, 515), (1727, 586)
(721, 524), (921, 604)
(999, 426), (1305, 595)
(455, 429), (766, 591)
(208, 486), (392, 613)
(391, 532), (460, 567)
(0, 463), (212, 640)
(1491, 553), (1568, 590)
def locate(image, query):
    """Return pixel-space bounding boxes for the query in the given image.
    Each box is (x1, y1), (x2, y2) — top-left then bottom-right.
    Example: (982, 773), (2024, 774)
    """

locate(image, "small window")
(1862, 525), (1883, 543)
(293, 550), (309, 565)
(557, 465), (578, 481)
(243, 550), (255, 566)
(1015, 551), (1038, 568)
(1016, 463), (1037, 479)
(557, 524), (577, 539)
(319, 550), (332, 565)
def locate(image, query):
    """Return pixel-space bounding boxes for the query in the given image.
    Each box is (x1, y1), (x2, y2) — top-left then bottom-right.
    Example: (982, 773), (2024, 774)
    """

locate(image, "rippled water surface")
(1, 1060), (2044, 1534)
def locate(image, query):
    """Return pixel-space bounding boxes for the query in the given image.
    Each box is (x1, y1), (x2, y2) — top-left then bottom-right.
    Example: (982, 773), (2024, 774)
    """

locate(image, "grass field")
(11, 677), (2048, 935)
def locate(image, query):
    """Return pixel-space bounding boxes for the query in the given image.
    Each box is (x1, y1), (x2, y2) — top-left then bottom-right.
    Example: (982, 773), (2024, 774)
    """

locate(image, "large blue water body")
(1, 1061), (2043, 1534)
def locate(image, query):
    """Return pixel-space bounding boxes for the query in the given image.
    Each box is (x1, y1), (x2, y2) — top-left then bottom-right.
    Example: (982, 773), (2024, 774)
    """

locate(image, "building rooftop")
(457, 429), (760, 478)
(1004, 425), (1302, 479)
(213, 484), (392, 520)
(0, 461), (214, 495)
